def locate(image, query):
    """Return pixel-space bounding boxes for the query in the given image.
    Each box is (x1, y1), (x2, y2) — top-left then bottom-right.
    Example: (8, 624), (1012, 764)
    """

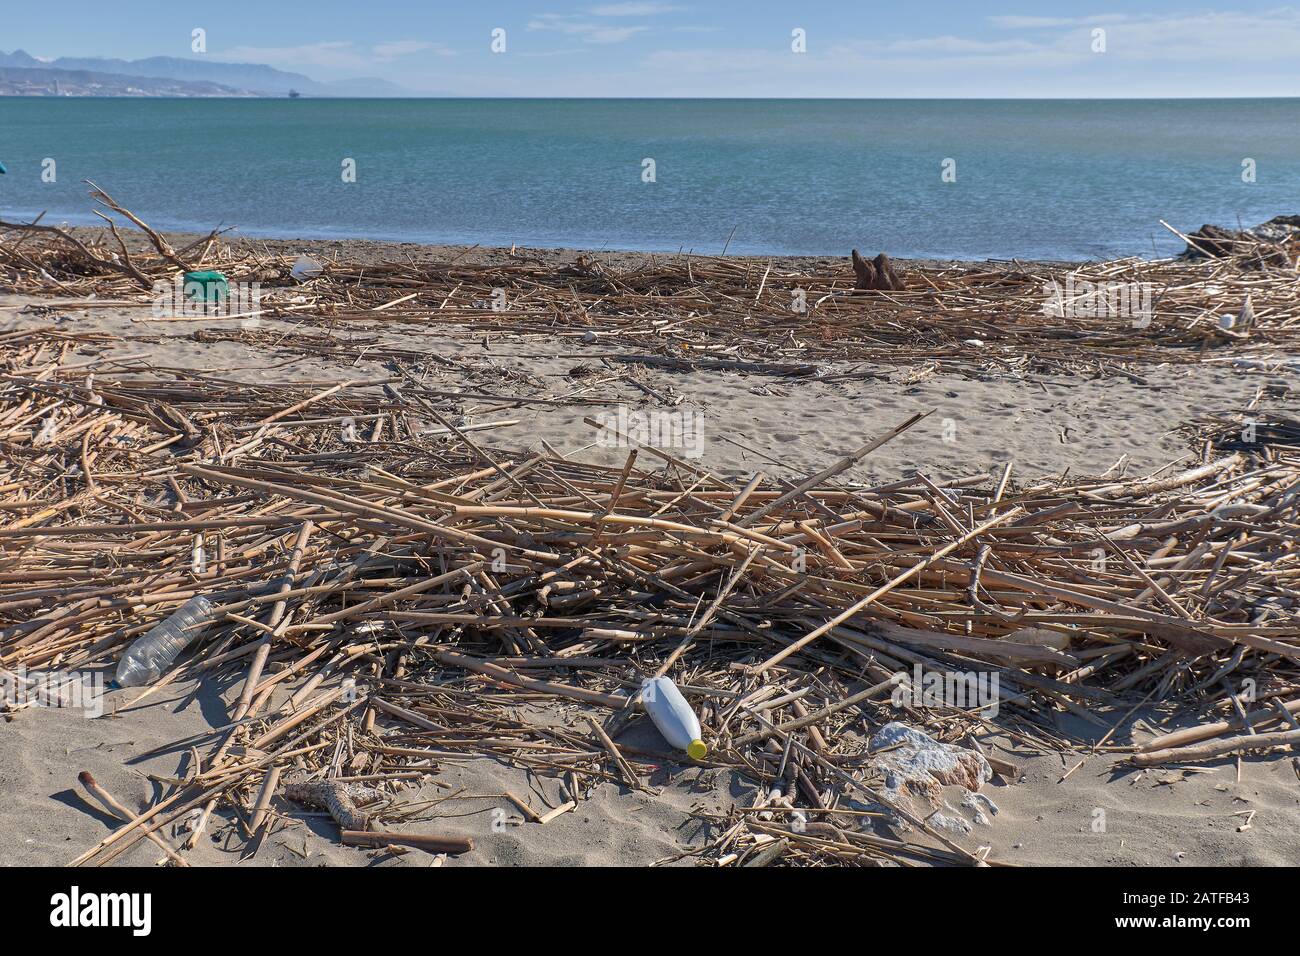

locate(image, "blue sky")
(6, 1), (1300, 96)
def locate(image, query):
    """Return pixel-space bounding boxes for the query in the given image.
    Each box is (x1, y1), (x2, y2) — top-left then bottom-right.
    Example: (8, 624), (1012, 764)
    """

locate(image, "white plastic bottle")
(641, 676), (707, 760)
(115, 596), (216, 688)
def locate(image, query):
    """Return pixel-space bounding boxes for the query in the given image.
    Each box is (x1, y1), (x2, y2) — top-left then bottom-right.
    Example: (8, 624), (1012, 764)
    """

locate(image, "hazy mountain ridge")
(0, 65), (251, 97)
(0, 49), (410, 96)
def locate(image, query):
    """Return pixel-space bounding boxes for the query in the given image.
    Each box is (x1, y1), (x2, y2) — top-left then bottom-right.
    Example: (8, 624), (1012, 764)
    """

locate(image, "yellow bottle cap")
(687, 739), (708, 760)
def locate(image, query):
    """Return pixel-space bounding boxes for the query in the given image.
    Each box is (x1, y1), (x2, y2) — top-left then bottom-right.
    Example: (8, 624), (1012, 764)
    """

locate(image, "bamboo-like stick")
(1133, 728), (1300, 766)
(77, 772), (190, 867)
(340, 830), (473, 854)
(753, 507), (1024, 672)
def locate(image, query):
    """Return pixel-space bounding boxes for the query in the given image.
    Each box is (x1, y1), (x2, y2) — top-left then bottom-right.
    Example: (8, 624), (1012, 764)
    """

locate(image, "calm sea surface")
(1, 98), (1297, 260)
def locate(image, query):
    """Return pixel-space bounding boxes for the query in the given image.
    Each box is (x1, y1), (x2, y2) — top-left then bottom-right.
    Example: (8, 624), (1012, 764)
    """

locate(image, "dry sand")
(2, 237), (1298, 867)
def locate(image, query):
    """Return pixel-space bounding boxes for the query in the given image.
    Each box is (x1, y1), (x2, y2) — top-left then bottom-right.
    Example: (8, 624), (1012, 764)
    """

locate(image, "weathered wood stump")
(851, 250), (905, 291)
(1183, 225), (1291, 268)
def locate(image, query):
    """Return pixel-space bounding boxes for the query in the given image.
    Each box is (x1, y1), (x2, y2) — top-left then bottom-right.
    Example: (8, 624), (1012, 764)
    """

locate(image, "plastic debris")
(115, 596), (216, 687)
(641, 676), (707, 760)
(290, 256), (325, 282)
(183, 270), (229, 303)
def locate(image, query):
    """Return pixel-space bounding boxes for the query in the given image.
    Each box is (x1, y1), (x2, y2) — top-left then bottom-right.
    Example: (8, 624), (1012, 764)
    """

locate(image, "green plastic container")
(183, 271), (228, 303)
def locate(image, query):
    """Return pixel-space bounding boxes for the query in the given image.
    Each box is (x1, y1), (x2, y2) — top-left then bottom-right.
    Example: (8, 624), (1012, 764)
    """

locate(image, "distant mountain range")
(0, 49), (411, 97)
(0, 65), (250, 97)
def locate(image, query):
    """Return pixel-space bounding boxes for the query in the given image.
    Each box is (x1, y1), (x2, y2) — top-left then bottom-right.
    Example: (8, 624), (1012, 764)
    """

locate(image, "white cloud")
(220, 7), (1300, 97)
(589, 2), (684, 14)
(517, 48), (593, 57)
(525, 3), (680, 43)
(984, 9), (1300, 61)
(874, 35), (1039, 55)
(1080, 9), (1300, 60)
(220, 38), (451, 73)
(633, 9), (1300, 96)
(528, 14), (649, 43)
(825, 9), (1300, 65)
(222, 41), (369, 71)
(372, 40), (451, 60)
(989, 14), (1129, 29)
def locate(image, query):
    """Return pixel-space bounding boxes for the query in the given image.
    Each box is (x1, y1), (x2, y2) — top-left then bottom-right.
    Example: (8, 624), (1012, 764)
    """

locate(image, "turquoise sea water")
(0, 98), (1296, 260)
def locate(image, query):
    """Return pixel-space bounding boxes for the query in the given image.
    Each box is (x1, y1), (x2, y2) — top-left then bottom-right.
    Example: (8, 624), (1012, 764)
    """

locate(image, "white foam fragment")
(870, 722), (993, 804)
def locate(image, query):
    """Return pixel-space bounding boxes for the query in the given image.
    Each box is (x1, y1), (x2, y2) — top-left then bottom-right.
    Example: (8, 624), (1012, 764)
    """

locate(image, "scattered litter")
(290, 256), (325, 282)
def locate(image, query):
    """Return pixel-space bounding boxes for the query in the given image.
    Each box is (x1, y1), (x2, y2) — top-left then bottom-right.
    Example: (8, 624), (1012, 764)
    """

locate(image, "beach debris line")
(0, 187), (1297, 866)
(3, 187), (1299, 383)
(0, 331), (1295, 866)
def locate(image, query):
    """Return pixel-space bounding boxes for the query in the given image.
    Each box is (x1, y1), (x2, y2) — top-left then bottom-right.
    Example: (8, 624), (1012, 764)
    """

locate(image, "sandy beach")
(1, 228), (1298, 868)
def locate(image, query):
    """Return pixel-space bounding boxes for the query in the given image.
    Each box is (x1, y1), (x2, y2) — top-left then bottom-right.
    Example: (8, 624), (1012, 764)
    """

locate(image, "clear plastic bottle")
(641, 676), (707, 760)
(115, 596), (216, 688)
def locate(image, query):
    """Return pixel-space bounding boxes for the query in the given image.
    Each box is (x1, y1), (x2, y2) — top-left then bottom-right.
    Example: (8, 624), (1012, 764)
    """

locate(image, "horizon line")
(6, 94), (1300, 101)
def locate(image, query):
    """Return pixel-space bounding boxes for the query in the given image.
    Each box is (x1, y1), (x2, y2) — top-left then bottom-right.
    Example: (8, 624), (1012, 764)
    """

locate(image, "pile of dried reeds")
(1, 326), (1296, 866)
